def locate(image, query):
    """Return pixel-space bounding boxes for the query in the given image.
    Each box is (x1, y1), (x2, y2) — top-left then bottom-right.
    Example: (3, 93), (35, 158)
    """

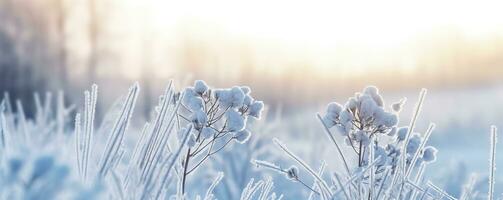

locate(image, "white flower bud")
(240, 86), (251, 95)
(335, 124), (349, 136)
(243, 95), (253, 106)
(249, 101), (264, 119)
(234, 130), (251, 144)
(191, 109), (208, 128)
(360, 95), (377, 118)
(187, 97), (204, 111)
(397, 127), (409, 141)
(200, 126), (216, 139)
(363, 86), (379, 96)
(346, 97), (358, 110)
(286, 165), (299, 181)
(230, 86), (245, 108)
(226, 110), (245, 132)
(339, 109), (353, 124)
(391, 98), (407, 112)
(406, 134), (422, 154)
(187, 133), (197, 147)
(194, 80), (208, 95)
(422, 146), (438, 163)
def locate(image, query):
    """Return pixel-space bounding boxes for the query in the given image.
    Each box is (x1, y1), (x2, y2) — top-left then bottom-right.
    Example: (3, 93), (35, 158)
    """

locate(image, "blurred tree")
(0, 0), (55, 116)
(87, 0), (99, 84)
(140, 6), (154, 120)
(54, 0), (68, 90)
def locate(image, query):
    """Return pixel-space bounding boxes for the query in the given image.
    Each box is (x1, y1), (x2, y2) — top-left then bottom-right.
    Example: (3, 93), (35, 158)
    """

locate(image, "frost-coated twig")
(74, 113), (82, 179)
(240, 178), (264, 200)
(316, 114), (352, 177)
(333, 172), (350, 200)
(410, 163), (426, 199)
(400, 89), (427, 175)
(336, 156), (382, 191)
(375, 168), (390, 200)
(406, 123), (435, 178)
(123, 122), (150, 190)
(83, 85), (98, 182)
(489, 126), (497, 200)
(15, 100), (28, 143)
(272, 138), (334, 197)
(140, 82), (175, 182)
(308, 161), (326, 200)
(369, 137), (375, 200)
(98, 83), (140, 178)
(427, 181), (457, 200)
(142, 87), (182, 186)
(459, 174), (477, 200)
(0, 101), (7, 151)
(204, 172), (224, 200)
(149, 124), (192, 200)
(252, 160), (321, 196)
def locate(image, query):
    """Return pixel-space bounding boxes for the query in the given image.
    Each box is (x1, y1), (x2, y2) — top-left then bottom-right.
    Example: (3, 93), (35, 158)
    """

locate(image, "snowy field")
(0, 82), (501, 199)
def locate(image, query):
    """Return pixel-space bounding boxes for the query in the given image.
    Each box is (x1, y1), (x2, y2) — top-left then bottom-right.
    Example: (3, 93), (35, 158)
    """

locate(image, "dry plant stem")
(273, 138), (334, 197)
(400, 89), (427, 175)
(181, 148), (191, 194)
(316, 113), (351, 176)
(488, 126), (497, 200)
(253, 160), (320, 195)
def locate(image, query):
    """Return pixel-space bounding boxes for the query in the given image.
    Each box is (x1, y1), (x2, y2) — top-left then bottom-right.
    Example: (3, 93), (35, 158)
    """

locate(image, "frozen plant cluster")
(0, 80), (274, 200)
(321, 86), (403, 166)
(321, 86), (438, 174)
(255, 86), (497, 200)
(177, 80), (264, 193)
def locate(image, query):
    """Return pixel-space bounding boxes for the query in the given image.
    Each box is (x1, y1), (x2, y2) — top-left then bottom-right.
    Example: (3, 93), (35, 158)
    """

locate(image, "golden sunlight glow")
(114, 0), (503, 77)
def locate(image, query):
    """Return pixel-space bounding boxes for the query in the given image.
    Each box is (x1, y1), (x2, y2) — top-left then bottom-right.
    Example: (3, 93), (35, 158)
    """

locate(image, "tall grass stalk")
(488, 126), (497, 200)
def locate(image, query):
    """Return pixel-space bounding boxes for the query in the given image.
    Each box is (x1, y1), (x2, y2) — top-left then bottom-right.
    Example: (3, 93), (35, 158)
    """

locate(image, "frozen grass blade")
(333, 172), (350, 200)
(98, 83), (140, 178)
(272, 138), (333, 197)
(316, 113), (351, 176)
(151, 124), (193, 200)
(460, 174), (477, 200)
(204, 172), (224, 200)
(83, 84), (98, 182)
(139, 82), (175, 181)
(308, 161), (326, 200)
(427, 181), (457, 200)
(400, 89), (427, 175)
(75, 113), (82, 179)
(16, 100), (28, 143)
(240, 179), (264, 200)
(406, 123), (435, 178)
(0, 101), (7, 151)
(488, 126), (497, 200)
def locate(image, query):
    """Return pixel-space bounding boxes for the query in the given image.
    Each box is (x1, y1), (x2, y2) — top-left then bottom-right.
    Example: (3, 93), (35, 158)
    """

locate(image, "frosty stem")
(181, 148), (191, 194)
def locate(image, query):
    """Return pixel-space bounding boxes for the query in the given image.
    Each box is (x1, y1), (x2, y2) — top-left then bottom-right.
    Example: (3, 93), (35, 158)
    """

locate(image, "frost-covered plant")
(254, 86), (452, 200)
(1, 80), (266, 199)
(176, 80), (264, 194)
(206, 107), (292, 199)
(320, 86), (405, 167)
